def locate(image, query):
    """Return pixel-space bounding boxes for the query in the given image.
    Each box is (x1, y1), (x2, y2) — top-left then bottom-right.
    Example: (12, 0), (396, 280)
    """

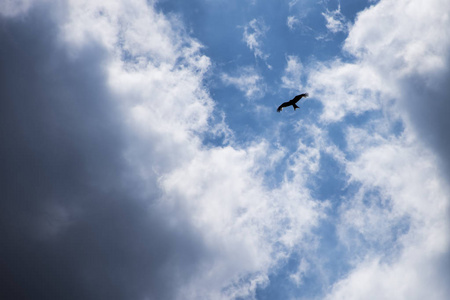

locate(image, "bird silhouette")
(277, 93), (308, 112)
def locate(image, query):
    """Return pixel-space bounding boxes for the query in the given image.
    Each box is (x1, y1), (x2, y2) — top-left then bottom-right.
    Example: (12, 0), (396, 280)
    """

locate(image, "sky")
(1, 0), (449, 299)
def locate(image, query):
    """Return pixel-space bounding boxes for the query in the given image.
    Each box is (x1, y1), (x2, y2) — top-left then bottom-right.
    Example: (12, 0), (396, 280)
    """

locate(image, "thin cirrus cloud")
(322, 6), (349, 34)
(281, 55), (304, 90)
(286, 15), (300, 30)
(242, 18), (272, 69)
(221, 66), (266, 99)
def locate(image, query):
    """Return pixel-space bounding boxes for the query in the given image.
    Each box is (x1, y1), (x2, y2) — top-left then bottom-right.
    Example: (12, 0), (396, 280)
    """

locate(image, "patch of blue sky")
(155, 0), (369, 80)
(339, 0), (376, 22)
(308, 151), (348, 201)
(351, 188), (412, 253)
(157, 0), (397, 298)
(254, 156), (357, 298)
(255, 223), (353, 299)
(156, 1), (363, 123)
(255, 184), (412, 299)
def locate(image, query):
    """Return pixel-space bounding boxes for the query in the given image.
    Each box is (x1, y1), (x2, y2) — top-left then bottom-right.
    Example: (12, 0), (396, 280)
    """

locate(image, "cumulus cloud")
(0, 1), (213, 299)
(304, 0), (450, 298)
(2, 0), (449, 299)
(328, 126), (450, 299)
(161, 141), (326, 298)
(0, 1), (325, 299)
(308, 59), (387, 122)
(343, 0), (450, 176)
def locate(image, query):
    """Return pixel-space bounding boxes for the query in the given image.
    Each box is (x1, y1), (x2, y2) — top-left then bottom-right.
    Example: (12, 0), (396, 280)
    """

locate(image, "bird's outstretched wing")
(277, 102), (290, 112)
(291, 93), (309, 103)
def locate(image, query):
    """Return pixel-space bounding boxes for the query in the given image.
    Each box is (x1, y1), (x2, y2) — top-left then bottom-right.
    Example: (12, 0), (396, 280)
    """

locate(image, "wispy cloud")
(221, 66), (266, 99)
(289, 257), (310, 287)
(281, 55), (304, 90)
(322, 6), (349, 34)
(316, 3), (350, 40)
(287, 15), (300, 30)
(242, 18), (271, 68)
(286, 15), (314, 34)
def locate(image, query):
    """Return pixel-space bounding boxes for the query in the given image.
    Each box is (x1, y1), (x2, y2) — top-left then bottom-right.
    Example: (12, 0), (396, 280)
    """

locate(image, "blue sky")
(1, 0), (449, 299)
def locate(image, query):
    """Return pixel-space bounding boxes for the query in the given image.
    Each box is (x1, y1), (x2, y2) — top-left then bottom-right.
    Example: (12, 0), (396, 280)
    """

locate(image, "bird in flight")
(277, 93), (309, 112)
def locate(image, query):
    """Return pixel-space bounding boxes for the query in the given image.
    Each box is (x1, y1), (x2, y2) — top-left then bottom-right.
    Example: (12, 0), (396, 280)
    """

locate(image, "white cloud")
(321, 5), (349, 35)
(89, 0), (450, 298)
(305, 0), (450, 298)
(308, 1), (449, 122)
(328, 126), (450, 299)
(307, 59), (388, 122)
(287, 15), (300, 30)
(5, 1), (325, 299)
(242, 18), (271, 68)
(288, 0), (299, 10)
(287, 12), (314, 34)
(221, 66), (266, 99)
(281, 55), (304, 90)
(161, 141), (326, 298)
(3, 0), (450, 299)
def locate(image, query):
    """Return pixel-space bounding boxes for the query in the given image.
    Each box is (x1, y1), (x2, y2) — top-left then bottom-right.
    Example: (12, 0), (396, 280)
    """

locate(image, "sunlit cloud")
(1, 0), (449, 299)
(305, 0), (450, 298)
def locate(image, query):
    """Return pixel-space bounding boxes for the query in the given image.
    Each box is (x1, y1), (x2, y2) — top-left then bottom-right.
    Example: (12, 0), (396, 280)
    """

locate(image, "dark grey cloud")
(400, 71), (450, 176)
(399, 70), (450, 296)
(0, 5), (207, 300)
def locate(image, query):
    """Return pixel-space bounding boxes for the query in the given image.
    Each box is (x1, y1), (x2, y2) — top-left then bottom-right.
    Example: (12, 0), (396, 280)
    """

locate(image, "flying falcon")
(277, 93), (309, 112)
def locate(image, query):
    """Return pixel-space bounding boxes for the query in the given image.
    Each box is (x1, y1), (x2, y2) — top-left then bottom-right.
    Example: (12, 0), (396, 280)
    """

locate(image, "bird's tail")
(293, 104), (300, 110)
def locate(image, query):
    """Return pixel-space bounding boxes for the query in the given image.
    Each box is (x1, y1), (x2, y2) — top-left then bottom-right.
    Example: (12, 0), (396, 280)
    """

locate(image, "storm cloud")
(0, 4), (208, 299)
(1, 0), (450, 299)
(0, 2), (323, 299)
